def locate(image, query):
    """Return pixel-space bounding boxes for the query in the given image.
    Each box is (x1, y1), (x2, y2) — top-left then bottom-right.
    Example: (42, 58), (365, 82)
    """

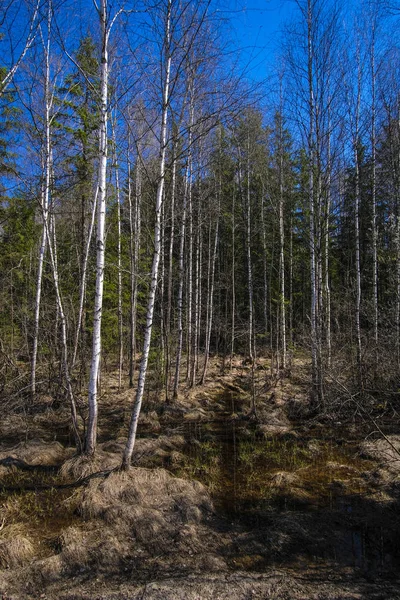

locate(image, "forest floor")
(1, 355), (400, 599)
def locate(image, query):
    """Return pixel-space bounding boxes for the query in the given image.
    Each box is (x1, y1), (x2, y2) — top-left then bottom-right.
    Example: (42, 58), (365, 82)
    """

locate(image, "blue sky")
(225, 0), (295, 82)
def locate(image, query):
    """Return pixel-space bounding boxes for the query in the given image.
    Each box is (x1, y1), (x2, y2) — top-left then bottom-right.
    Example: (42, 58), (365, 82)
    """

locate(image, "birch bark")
(86, 0), (110, 455)
(122, 0), (172, 468)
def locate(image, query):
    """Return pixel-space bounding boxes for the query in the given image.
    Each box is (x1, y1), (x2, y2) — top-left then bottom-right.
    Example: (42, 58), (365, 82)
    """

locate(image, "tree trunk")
(278, 117), (287, 370)
(173, 160), (189, 399)
(165, 145), (176, 399)
(122, 0), (172, 469)
(201, 211), (219, 385)
(112, 118), (123, 390)
(86, 0), (109, 456)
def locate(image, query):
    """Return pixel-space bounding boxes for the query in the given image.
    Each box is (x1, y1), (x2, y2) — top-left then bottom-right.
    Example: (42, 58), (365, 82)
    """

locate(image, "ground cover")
(1, 356), (400, 599)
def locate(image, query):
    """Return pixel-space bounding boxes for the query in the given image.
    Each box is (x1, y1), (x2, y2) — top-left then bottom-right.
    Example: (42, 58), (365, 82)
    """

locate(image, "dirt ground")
(1, 356), (400, 599)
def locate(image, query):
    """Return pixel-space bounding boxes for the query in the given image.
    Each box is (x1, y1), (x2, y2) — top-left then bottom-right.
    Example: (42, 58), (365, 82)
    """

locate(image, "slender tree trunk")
(173, 160), (189, 399)
(72, 189), (98, 370)
(160, 197), (166, 384)
(127, 154), (134, 386)
(246, 149), (254, 364)
(245, 139), (256, 413)
(86, 0), (109, 455)
(396, 185), (400, 367)
(355, 144), (362, 385)
(289, 213), (293, 346)
(394, 106), (400, 366)
(173, 86), (194, 398)
(46, 205), (81, 450)
(122, 0), (172, 469)
(31, 0), (51, 401)
(165, 146), (176, 399)
(354, 49), (363, 389)
(112, 119), (123, 390)
(230, 189), (236, 369)
(195, 212), (203, 378)
(325, 137), (332, 369)
(278, 119), (287, 369)
(316, 169), (324, 402)
(186, 152), (193, 381)
(128, 149), (142, 387)
(307, 0), (318, 402)
(34, 1), (81, 448)
(190, 198), (201, 387)
(371, 40), (378, 349)
(201, 210), (219, 384)
(261, 187), (268, 352)
(31, 204), (47, 399)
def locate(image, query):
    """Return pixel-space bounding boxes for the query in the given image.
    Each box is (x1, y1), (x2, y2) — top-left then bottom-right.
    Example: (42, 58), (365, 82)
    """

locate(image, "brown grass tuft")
(59, 526), (90, 571)
(60, 451), (119, 481)
(75, 467), (214, 559)
(269, 471), (300, 488)
(36, 554), (63, 583)
(360, 436), (400, 473)
(0, 439), (71, 467)
(0, 525), (34, 568)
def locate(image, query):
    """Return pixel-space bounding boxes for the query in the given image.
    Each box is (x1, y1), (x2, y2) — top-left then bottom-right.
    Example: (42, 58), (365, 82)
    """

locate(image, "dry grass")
(50, 466), (220, 576)
(269, 470), (300, 488)
(59, 435), (186, 480)
(0, 524), (34, 568)
(360, 436), (400, 471)
(2, 356), (394, 597)
(0, 439), (72, 467)
(58, 526), (91, 570)
(36, 554), (63, 583)
(59, 451), (119, 481)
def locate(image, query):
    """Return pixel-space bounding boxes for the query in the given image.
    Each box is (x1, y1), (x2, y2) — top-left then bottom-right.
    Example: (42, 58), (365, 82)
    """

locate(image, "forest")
(2, 0), (400, 598)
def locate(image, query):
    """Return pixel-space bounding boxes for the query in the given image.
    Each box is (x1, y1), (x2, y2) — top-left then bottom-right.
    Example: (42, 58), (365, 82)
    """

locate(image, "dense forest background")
(1, 0), (400, 460)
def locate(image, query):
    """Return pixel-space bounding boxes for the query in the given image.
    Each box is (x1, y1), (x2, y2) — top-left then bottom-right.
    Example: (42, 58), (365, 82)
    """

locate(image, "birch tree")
(85, 0), (123, 456)
(122, 0), (173, 468)
(122, 0), (213, 468)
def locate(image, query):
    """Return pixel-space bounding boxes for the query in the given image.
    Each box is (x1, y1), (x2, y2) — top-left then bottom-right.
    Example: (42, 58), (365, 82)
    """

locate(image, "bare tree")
(122, 0), (173, 468)
(86, 0), (124, 456)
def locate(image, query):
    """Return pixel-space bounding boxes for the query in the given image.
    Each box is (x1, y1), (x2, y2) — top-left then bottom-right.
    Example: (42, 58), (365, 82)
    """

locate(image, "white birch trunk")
(86, 0), (109, 455)
(31, 197), (47, 399)
(34, 0), (81, 448)
(122, 0), (172, 468)
(31, 0), (51, 400)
